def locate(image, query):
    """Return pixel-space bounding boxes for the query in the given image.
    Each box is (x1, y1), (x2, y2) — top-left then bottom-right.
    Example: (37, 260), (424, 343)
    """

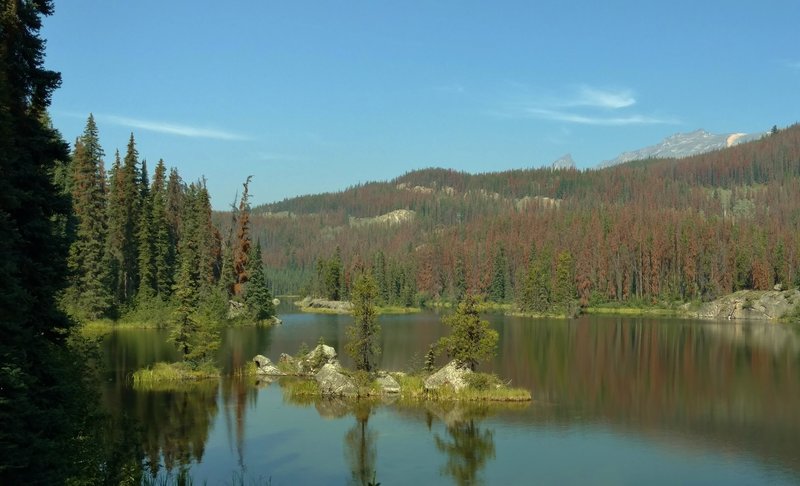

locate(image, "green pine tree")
(437, 295), (498, 371)
(65, 114), (112, 318)
(151, 159), (174, 297)
(346, 273), (381, 372)
(0, 2), (109, 481)
(553, 251), (576, 314)
(137, 160), (156, 299)
(489, 247), (507, 303)
(244, 241), (275, 320)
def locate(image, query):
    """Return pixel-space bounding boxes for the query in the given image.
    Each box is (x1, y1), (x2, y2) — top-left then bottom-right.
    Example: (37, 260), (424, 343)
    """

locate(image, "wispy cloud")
(494, 84), (676, 126)
(101, 115), (249, 141)
(525, 108), (678, 126)
(564, 86), (636, 109)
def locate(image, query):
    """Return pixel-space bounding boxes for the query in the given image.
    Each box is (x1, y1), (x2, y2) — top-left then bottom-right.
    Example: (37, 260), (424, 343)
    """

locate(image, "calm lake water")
(100, 305), (800, 485)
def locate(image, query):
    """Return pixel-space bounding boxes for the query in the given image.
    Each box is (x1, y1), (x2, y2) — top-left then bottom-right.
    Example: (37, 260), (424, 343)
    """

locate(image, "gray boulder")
(424, 360), (472, 392)
(299, 344), (339, 374)
(375, 372), (400, 394)
(253, 355), (285, 376)
(315, 363), (357, 397)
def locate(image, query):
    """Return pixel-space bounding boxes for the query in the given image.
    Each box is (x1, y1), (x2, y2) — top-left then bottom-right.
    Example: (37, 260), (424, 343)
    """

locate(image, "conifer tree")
(151, 160), (174, 297)
(437, 295), (498, 371)
(489, 247), (507, 302)
(245, 241), (275, 320)
(325, 246), (343, 300)
(196, 182), (221, 292)
(165, 167), (184, 244)
(106, 135), (142, 304)
(454, 255), (467, 302)
(553, 251), (576, 314)
(137, 160), (156, 299)
(168, 182), (219, 366)
(346, 273), (381, 372)
(0, 1), (99, 480)
(232, 176), (253, 297)
(65, 115), (112, 318)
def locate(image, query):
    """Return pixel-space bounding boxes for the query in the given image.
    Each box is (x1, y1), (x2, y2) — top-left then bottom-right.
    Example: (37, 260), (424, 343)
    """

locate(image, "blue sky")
(43, 1), (800, 208)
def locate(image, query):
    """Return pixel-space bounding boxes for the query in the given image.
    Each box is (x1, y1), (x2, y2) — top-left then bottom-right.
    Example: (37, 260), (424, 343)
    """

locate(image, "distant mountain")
(551, 153), (576, 170)
(598, 129), (764, 168)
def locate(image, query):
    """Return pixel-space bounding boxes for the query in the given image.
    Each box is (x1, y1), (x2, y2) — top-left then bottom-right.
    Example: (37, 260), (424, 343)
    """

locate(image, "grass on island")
(297, 303), (421, 315)
(132, 362), (220, 390)
(583, 302), (685, 317)
(277, 369), (530, 403)
(395, 372), (531, 402)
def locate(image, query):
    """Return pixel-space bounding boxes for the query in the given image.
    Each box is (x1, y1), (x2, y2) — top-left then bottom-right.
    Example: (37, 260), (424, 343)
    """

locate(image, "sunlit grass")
(132, 362), (219, 390)
(392, 372), (531, 402)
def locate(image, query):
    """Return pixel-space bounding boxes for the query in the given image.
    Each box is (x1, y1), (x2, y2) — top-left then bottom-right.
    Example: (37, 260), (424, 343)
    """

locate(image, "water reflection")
(98, 314), (800, 483)
(344, 401), (378, 486)
(133, 381), (219, 477)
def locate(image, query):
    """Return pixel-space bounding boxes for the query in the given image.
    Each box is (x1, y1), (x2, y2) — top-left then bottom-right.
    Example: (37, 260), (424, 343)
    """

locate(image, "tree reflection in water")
(131, 380), (219, 479)
(433, 410), (496, 486)
(343, 400), (379, 486)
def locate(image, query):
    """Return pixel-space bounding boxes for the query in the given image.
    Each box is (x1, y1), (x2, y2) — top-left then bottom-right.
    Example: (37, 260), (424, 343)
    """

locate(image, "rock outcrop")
(691, 290), (800, 321)
(315, 363), (358, 397)
(375, 372), (400, 394)
(253, 355), (285, 376)
(296, 296), (353, 313)
(424, 360), (472, 392)
(299, 344), (340, 374)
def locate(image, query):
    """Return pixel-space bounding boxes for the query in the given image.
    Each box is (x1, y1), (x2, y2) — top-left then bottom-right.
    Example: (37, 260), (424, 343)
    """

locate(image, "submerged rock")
(253, 355), (285, 376)
(315, 363), (357, 397)
(424, 360), (472, 392)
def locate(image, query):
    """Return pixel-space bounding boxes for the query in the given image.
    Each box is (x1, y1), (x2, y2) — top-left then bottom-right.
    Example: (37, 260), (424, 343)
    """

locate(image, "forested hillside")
(239, 125), (800, 310)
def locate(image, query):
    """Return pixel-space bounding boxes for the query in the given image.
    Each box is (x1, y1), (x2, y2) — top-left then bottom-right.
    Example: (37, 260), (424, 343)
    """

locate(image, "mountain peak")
(551, 153), (577, 170)
(599, 129), (763, 168)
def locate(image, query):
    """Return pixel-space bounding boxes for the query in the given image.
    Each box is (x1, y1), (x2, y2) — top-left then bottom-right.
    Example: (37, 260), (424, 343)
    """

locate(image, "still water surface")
(101, 306), (800, 484)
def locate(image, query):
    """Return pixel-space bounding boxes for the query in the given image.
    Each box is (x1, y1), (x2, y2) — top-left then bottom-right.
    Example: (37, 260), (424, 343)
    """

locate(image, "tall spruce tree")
(65, 115), (112, 318)
(0, 1), (103, 481)
(106, 135), (142, 304)
(232, 176), (253, 297)
(245, 241), (275, 320)
(137, 160), (156, 299)
(151, 159), (174, 297)
(346, 273), (381, 372)
(489, 246), (507, 302)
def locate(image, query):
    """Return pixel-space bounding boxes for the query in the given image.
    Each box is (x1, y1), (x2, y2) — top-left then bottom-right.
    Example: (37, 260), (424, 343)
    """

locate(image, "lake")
(99, 306), (800, 484)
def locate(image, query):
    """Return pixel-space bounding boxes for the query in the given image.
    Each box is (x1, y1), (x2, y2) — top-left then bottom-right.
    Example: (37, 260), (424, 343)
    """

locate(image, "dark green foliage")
(454, 255), (467, 302)
(437, 296), (499, 371)
(65, 115), (112, 319)
(245, 241), (275, 321)
(151, 159), (175, 297)
(168, 182), (222, 367)
(425, 344), (437, 372)
(0, 1), (117, 482)
(489, 246), (508, 302)
(137, 160), (156, 299)
(326, 246), (344, 300)
(106, 134), (142, 304)
(346, 273), (381, 372)
(553, 251), (576, 313)
(519, 246), (552, 313)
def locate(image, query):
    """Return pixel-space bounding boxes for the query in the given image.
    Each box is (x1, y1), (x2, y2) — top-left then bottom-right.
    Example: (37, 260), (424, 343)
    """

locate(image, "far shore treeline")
(238, 125), (800, 313)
